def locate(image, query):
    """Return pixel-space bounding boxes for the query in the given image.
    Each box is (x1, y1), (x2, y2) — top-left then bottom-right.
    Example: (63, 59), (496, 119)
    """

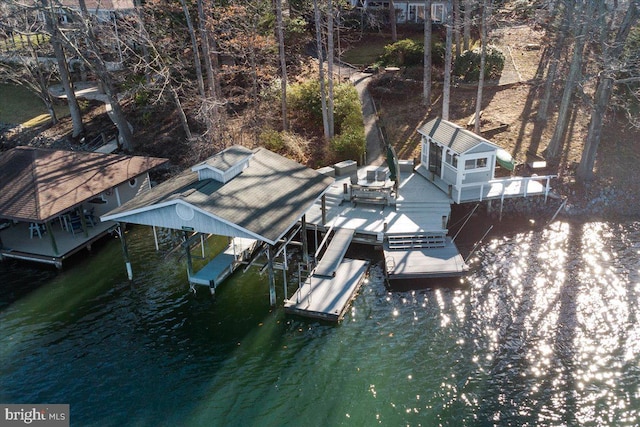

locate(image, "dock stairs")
(387, 233), (446, 250)
(314, 228), (355, 278)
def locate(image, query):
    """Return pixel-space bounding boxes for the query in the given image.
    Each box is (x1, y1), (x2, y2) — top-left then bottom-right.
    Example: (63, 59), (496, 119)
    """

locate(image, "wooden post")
(267, 246), (276, 306)
(117, 223), (133, 280)
(321, 194), (327, 225)
(282, 244), (288, 298)
(79, 204), (89, 237)
(45, 221), (59, 255)
(183, 231), (193, 279)
(301, 215), (309, 264)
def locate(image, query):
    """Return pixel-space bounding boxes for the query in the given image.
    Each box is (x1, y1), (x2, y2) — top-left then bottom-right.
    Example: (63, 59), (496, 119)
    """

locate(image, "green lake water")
(2, 220), (640, 426)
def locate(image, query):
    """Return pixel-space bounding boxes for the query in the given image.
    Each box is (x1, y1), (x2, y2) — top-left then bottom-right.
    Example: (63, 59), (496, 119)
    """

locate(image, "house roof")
(418, 118), (499, 154)
(192, 145), (253, 173)
(0, 147), (168, 223)
(102, 146), (335, 244)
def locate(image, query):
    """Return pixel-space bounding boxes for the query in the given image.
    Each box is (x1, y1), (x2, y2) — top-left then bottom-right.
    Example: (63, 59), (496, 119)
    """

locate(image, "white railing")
(454, 175), (557, 204)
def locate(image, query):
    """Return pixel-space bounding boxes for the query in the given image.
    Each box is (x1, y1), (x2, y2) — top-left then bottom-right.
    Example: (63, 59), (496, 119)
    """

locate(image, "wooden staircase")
(387, 233), (447, 250)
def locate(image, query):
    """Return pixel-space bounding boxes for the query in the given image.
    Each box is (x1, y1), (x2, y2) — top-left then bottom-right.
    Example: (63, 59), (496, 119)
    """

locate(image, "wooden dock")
(284, 227), (369, 322)
(383, 237), (468, 280)
(284, 258), (369, 322)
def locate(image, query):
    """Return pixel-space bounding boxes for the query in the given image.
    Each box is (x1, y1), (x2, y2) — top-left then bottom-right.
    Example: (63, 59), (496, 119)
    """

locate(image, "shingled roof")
(102, 146), (335, 244)
(418, 118), (498, 154)
(0, 147), (167, 223)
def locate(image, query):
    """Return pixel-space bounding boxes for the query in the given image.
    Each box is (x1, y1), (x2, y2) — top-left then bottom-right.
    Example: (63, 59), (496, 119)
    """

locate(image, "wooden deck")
(0, 219), (116, 267)
(284, 259), (369, 322)
(383, 237), (468, 280)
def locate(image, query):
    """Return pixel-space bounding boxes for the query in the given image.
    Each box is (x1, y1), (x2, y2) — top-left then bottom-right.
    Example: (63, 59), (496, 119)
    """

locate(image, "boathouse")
(416, 118), (554, 204)
(101, 146), (345, 307)
(0, 146), (168, 267)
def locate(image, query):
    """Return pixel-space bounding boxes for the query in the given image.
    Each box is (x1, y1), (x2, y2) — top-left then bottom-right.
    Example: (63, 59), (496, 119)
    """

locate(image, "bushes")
(453, 46), (505, 83)
(288, 80), (365, 163)
(378, 38), (446, 68)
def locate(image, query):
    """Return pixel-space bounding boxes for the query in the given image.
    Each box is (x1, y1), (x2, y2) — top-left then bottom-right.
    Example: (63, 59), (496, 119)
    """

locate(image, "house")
(415, 118), (555, 204)
(54, 0), (135, 24)
(349, 1), (448, 24)
(0, 146), (167, 267)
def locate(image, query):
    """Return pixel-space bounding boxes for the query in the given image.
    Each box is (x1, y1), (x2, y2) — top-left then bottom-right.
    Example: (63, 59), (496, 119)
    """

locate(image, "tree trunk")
(545, 2), (590, 162)
(453, 0), (461, 57)
(390, 0), (397, 42)
(577, 1), (638, 181)
(463, 0), (471, 51)
(313, 0), (330, 141)
(442, 0), (453, 120)
(327, 0), (335, 139)
(423, 0), (433, 106)
(474, 0), (489, 135)
(27, 36), (57, 125)
(179, 0), (205, 98)
(42, 0), (83, 137)
(275, 0), (289, 131)
(536, 0), (573, 121)
(75, 0), (134, 150)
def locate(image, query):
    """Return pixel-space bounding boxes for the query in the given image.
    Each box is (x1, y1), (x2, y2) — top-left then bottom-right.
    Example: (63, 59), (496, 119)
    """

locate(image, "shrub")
(378, 38), (446, 68)
(453, 46), (505, 83)
(381, 39), (423, 67)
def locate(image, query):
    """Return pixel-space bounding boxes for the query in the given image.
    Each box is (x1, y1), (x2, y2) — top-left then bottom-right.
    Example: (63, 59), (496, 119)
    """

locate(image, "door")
(429, 141), (443, 178)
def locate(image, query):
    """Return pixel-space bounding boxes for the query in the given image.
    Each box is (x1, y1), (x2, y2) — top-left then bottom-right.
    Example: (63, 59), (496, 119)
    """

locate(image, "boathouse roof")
(0, 147), (168, 223)
(101, 146), (335, 245)
(418, 118), (498, 154)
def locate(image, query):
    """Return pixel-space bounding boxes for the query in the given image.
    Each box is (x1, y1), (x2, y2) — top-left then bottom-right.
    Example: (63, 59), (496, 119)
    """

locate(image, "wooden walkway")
(314, 228), (355, 278)
(284, 259), (369, 322)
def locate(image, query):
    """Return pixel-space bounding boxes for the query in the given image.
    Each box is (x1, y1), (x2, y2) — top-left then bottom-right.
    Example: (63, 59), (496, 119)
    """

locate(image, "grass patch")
(0, 83), (69, 126)
(0, 33), (49, 51)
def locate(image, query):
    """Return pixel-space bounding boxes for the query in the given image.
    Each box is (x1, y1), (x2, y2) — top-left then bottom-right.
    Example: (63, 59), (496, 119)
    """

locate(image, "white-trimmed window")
(464, 157), (488, 170)
(431, 3), (446, 23)
(445, 151), (458, 169)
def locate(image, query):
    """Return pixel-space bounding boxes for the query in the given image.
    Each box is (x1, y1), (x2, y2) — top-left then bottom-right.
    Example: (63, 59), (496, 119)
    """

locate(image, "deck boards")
(314, 228), (355, 278)
(189, 253), (235, 286)
(284, 258), (369, 322)
(384, 238), (467, 279)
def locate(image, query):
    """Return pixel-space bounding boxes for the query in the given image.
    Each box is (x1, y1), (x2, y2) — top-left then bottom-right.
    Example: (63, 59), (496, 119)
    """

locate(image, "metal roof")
(102, 146), (335, 244)
(0, 147), (167, 223)
(417, 118), (498, 154)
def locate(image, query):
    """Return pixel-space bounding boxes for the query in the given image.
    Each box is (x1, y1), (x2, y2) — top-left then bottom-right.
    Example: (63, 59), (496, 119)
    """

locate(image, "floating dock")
(384, 237), (467, 279)
(284, 258), (369, 322)
(285, 227), (369, 322)
(188, 238), (258, 292)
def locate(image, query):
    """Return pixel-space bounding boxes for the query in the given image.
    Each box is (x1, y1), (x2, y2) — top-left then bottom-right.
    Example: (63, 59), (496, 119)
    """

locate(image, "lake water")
(1, 218), (639, 426)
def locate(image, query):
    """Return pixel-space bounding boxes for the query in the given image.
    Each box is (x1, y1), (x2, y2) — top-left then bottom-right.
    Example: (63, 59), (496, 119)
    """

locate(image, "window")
(464, 157), (488, 170)
(128, 178), (138, 187)
(431, 3), (446, 23)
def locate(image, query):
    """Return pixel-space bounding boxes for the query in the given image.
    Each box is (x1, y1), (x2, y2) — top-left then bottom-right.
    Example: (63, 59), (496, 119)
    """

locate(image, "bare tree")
(423, 0), (433, 106)
(390, 0), (398, 42)
(473, 0), (489, 134)
(463, 0), (471, 51)
(442, 0), (453, 120)
(40, 0), (85, 138)
(313, 0), (330, 141)
(275, 0), (289, 131)
(544, 0), (592, 162)
(577, 1), (638, 181)
(179, 0), (205, 98)
(536, 0), (573, 121)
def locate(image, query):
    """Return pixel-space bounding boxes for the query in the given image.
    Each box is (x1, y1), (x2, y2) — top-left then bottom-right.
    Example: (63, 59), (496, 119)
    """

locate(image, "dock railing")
(454, 174), (556, 204)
